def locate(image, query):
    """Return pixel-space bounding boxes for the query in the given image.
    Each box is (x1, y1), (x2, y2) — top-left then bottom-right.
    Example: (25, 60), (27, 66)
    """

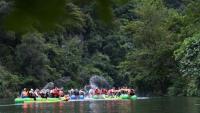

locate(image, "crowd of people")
(20, 87), (65, 99)
(20, 87), (135, 99)
(87, 87), (135, 97)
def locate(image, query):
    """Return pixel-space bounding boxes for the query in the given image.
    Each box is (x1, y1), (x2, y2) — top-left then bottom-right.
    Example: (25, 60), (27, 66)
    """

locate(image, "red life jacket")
(95, 89), (100, 95)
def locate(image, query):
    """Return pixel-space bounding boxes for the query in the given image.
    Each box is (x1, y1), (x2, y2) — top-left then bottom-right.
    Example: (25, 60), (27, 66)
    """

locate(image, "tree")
(0, 65), (20, 97)
(2, 0), (121, 32)
(118, 0), (180, 95)
(15, 32), (50, 83)
(174, 33), (200, 96)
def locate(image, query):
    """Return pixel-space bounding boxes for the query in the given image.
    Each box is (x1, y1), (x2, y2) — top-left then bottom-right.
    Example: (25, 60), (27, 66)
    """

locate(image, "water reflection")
(20, 100), (133, 113)
(1, 98), (200, 113)
(22, 103), (28, 113)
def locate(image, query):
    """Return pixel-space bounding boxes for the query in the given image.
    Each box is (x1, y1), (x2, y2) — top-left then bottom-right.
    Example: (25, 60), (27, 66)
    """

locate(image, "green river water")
(0, 97), (200, 113)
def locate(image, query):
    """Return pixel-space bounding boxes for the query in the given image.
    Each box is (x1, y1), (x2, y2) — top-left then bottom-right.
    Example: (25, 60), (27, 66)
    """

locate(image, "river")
(0, 97), (200, 113)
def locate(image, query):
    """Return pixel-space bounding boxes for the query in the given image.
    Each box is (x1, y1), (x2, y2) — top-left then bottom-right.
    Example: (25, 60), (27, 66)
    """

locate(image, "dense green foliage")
(0, 0), (200, 97)
(172, 34), (200, 96)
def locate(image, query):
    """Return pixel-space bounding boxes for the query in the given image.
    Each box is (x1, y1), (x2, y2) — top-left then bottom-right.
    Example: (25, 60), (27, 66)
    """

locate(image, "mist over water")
(89, 75), (110, 89)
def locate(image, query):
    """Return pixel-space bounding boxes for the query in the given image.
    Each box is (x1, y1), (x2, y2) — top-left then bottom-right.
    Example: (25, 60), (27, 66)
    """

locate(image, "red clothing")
(52, 89), (59, 97)
(95, 89), (100, 95)
(102, 89), (107, 94)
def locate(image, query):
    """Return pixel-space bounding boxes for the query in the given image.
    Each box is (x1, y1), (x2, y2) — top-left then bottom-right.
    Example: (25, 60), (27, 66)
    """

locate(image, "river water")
(0, 97), (200, 113)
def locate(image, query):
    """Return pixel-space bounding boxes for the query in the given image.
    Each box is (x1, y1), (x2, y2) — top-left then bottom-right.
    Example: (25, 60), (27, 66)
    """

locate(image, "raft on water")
(14, 97), (65, 103)
(92, 94), (137, 100)
(15, 95), (137, 103)
(120, 94), (137, 100)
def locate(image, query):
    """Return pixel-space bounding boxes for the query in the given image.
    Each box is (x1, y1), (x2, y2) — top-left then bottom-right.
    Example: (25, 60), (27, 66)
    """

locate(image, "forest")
(0, 0), (200, 97)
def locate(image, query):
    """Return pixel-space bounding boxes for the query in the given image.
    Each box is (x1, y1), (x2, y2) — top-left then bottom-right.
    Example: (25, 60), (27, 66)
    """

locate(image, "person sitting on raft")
(120, 87), (129, 94)
(128, 89), (135, 96)
(59, 88), (64, 97)
(116, 88), (121, 96)
(34, 89), (40, 97)
(95, 88), (101, 95)
(21, 88), (28, 98)
(39, 89), (49, 99)
(63, 95), (70, 101)
(79, 89), (85, 96)
(88, 88), (94, 97)
(28, 89), (36, 100)
(107, 87), (115, 96)
(68, 88), (75, 96)
(50, 87), (60, 98)
(69, 89), (79, 99)
(101, 89), (107, 95)
(74, 89), (79, 97)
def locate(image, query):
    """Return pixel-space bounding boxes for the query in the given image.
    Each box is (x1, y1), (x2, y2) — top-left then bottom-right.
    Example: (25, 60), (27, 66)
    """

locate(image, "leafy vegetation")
(0, 0), (200, 97)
